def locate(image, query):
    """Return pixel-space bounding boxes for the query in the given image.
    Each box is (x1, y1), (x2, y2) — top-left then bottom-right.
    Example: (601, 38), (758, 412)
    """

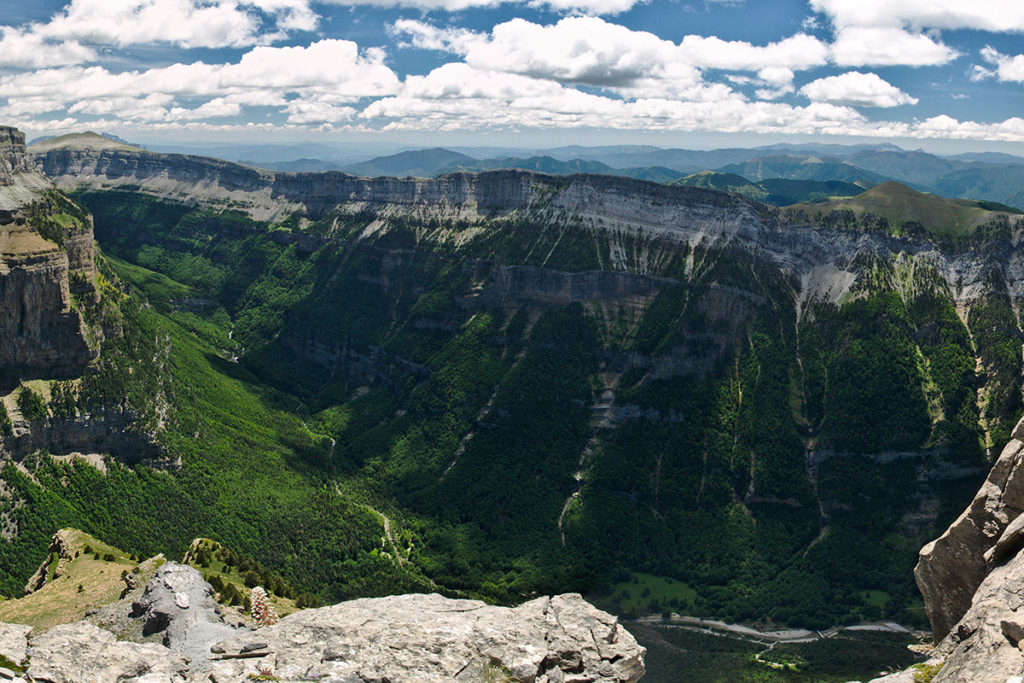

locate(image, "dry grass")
(0, 529), (155, 632)
(0, 228), (60, 256)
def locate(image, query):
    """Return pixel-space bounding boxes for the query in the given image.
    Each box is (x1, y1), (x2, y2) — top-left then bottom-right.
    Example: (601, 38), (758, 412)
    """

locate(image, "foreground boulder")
(28, 622), (189, 682)
(205, 592), (644, 683)
(1, 564), (644, 682)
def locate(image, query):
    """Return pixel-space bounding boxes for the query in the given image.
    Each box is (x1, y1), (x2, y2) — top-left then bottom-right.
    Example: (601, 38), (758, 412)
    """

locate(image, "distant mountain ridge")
(672, 171), (865, 206)
(43, 132), (1024, 210)
(785, 181), (1022, 237)
(343, 148), (476, 177)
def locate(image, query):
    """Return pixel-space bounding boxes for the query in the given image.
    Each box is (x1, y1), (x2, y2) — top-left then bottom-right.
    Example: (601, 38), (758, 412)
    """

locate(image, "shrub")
(16, 385), (47, 422)
(0, 401), (12, 436)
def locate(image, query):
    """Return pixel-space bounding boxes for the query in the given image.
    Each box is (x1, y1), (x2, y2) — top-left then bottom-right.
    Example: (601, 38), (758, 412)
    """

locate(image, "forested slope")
(8, 145), (1024, 629)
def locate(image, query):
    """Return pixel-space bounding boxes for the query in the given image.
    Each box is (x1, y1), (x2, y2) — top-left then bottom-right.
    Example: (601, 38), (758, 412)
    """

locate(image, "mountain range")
(323, 143), (1024, 211)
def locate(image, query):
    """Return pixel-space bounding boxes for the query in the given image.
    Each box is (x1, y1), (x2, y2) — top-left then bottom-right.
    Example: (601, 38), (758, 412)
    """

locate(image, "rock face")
(902, 415), (1024, 681)
(206, 592), (645, 683)
(0, 622), (31, 667)
(28, 622), (189, 682)
(1, 564), (644, 682)
(0, 125), (98, 376)
(916, 417), (1024, 640)
(128, 563), (238, 665)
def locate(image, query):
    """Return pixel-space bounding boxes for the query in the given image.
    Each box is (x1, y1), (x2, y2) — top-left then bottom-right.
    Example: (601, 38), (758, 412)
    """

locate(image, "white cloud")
(394, 17), (713, 99)
(322, 0), (640, 14)
(809, 1), (1024, 33)
(0, 27), (97, 68)
(39, 0), (261, 48)
(0, 38), (399, 129)
(0, 0), (318, 58)
(392, 17), (823, 101)
(976, 46), (1024, 83)
(808, 0), (1022, 67)
(800, 71), (918, 107)
(678, 33), (828, 71)
(391, 19), (479, 52)
(168, 98), (243, 120)
(830, 27), (958, 66)
(284, 98), (358, 124)
(68, 94), (175, 121)
(0, 40), (399, 102)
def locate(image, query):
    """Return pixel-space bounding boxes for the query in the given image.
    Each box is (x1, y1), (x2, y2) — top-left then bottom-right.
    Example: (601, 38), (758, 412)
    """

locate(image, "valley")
(4, 126), (1024, 680)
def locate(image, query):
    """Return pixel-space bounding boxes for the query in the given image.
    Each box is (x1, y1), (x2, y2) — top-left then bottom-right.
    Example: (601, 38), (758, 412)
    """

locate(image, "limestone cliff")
(1, 126), (98, 376)
(30, 132), (1024, 317)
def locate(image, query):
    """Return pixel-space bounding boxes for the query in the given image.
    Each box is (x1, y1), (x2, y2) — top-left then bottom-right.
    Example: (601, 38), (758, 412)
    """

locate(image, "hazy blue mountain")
(243, 158), (347, 172)
(673, 171), (864, 205)
(345, 148), (477, 177)
(437, 155), (616, 175)
(948, 152), (1024, 165)
(718, 154), (892, 187)
(849, 150), (961, 186)
(932, 164), (1024, 210)
(148, 142), (406, 166)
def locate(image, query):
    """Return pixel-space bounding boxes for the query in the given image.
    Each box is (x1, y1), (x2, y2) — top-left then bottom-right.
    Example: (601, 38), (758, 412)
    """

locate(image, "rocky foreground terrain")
(0, 556), (644, 682)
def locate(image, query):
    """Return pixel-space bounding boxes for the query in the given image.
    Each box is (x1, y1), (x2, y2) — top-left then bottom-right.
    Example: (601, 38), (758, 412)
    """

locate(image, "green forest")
(0, 186), (1016, 632)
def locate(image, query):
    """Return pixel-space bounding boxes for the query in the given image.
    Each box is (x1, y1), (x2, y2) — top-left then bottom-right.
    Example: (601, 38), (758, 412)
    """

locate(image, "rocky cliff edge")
(1, 125), (98, 375)
(877, 415), (1024, 681)
(0, 557), (645, 682)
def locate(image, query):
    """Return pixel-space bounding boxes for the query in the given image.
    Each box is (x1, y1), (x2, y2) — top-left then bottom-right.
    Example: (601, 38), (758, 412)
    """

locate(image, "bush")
(16, 386), (47, 422)
(295, 593), (318, 609)
(0, 401), (12, 436)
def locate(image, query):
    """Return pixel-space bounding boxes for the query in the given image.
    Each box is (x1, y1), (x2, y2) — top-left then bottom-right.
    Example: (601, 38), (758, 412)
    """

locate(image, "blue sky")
(0, 0), (1022, 151)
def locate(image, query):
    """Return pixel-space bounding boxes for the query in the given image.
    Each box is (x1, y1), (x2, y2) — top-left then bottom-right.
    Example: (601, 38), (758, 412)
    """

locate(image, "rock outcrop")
(2, 562), (645, 682)
(128, 563), (238, 667)
(206, 592), (644, 683)
(1, 125), (98, 376)
(894, 415), (1024, 681)
(916, 417), (1024, 640)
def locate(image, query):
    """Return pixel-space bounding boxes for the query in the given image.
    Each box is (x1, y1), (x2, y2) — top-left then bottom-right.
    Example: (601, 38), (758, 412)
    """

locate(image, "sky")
(0, 0), (1023, 151)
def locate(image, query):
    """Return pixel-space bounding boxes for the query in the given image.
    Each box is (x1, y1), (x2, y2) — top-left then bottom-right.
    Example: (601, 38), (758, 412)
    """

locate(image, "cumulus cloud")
(39, 0), (259, 48)
(394, 17), (713, 99)
(808, 0), (1024, 32)
(0, 27), (97, 68)
(0, 39), (399, 126)
(678, 33), (828, 71)
(830, 27), (958, 67)
(975, 46), (1024, 83)
(322, 0), (640, 14)
(800, 71), (918, 107)
(0, 40), (398, 102)
(808, 0), (1024, 67)
(0, 0), (317, 58)
(392, 17), (825, 101)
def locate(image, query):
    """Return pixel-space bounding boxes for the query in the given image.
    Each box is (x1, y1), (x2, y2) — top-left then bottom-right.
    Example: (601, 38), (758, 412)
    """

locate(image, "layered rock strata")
(1, 126), (97, 375)
(29, 133), (1024, 315)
